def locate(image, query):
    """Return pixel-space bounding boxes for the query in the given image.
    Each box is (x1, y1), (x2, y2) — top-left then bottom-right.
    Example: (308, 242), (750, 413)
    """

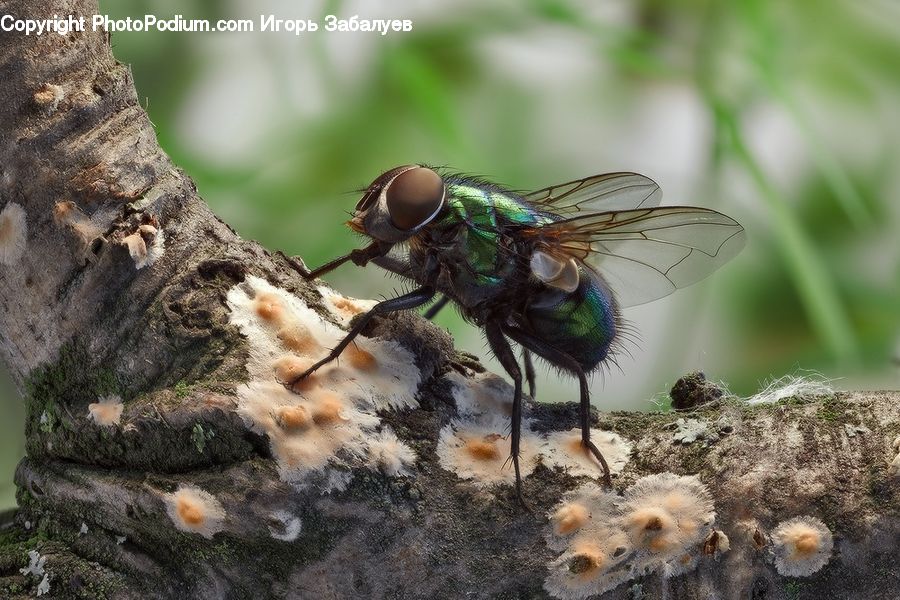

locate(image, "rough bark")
(0, 1), (898, 599)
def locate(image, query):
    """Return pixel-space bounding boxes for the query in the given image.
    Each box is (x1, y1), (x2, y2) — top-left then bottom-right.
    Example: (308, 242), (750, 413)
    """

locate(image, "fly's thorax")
(352, 166), (446, 243)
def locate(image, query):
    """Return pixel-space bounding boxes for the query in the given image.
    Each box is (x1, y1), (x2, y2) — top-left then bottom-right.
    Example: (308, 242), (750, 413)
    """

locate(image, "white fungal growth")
(87, 395), (124, 427)
(316, 286), (376, 326)
(322, 469), (354, 493)
(163, 485), (226, 539)
(744, 373), (835, 405)
(79, 522), (88, 535)
(770, 516), (833, 577)
(438, 371), (531, 488)
(544, 486), (633, 599)
(367, 428), (417, 477)
(20, 550), (46, 576)
(121, 232), (146, 265)
(540, 428), (632, 479)
(445, 370), (514, 418)
(620, 473), (715, 562)
(546, 485), (622, 550)
(843, 423), (870, 438)
(227, 276), (421, 490)
(544, 474), (717, 600)
(0, 202), (27, 265)
(436, 418), (541, 487)
(544, 534), (634, 600)
(438, 371), (631, 488)
(268, 510), (302, 542)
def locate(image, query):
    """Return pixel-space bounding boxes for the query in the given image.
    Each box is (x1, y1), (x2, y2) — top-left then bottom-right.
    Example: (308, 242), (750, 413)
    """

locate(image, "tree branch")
(0, 2), (898, 599)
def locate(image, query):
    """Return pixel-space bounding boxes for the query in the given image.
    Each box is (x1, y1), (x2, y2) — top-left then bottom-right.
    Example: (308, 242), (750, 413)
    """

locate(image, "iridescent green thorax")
(435, 182), (551, 287)
(443, 183), (553, 228)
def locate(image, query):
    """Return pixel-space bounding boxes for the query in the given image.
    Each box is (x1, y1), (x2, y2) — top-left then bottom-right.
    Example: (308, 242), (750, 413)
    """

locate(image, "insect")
(284, 165), (745, 503)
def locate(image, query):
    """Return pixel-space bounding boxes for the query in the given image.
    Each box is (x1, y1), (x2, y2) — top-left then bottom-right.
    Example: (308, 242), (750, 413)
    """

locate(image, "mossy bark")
(1, 2), (898, 599)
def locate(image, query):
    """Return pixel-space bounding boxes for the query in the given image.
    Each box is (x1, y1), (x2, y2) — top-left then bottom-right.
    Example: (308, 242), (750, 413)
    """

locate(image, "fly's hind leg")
(503, 326), (612, 488)
(573, 366), (612, 487)
(483, 321), (529, 509)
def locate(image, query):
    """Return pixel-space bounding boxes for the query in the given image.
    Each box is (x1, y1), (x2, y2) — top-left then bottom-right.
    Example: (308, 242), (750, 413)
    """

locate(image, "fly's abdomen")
(524, 269), (618, 371)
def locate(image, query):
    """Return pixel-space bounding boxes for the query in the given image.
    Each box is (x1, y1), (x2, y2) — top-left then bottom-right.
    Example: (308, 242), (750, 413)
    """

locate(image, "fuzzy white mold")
(546, 484), (622, 551)
(438, 371), (631, 488)
(33, 83), (64, 111)
(0, 202), (27, 266)
(227, 276), (421, 491)
(87, 395), (124, 427)
(367, 427), (417, 477)
(544, 533), (634, 600)
(770, 516), (833, 577)
(436, 418), (540, 487)
(436, 369), (541, 488)
(445, 370), (514, 419)
(620, 473), (715, 563)
(136, 229), (165, 269)
(704, 529), (730, 558)
(316, 285), (377, 326)
(544, 474), (718, 600)
(544, 485), (633, 598)
(163, 484), (226, 539)
(540, 428), (632, 478)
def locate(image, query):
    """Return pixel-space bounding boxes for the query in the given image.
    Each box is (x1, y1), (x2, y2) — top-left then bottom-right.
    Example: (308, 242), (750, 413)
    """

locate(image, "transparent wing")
(535, 206), (746, 308)
(522, 172), (662, 216)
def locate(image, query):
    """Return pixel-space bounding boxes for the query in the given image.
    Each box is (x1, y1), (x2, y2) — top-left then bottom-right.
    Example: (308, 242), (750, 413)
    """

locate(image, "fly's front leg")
(503, 325), (612, 487)
(286, 286), (435, 388)
(484, 321), (528, 508)
(278, 241), (393, 280)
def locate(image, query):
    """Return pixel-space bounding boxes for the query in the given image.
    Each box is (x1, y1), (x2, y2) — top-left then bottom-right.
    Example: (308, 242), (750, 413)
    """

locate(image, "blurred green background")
(1, 0), (899, 508)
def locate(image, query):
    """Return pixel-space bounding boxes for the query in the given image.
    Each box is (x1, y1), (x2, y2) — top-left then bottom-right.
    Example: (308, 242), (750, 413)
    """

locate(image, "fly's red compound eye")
(355, 165), (418, 212)
(385, 167), (445, 231)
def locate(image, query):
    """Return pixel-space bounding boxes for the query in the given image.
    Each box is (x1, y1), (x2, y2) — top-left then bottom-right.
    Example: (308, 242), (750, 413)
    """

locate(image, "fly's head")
(348, 165), (446, 243)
